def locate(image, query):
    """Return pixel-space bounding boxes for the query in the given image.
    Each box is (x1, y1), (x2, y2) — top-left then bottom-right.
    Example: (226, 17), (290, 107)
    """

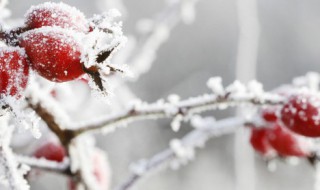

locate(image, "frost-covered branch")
(0, 116), (29, 190)
(115, 117), (246, 190)
(23, 78), (76, 145)
(73, 87), (284, 135)
(15, 155), (70, 175)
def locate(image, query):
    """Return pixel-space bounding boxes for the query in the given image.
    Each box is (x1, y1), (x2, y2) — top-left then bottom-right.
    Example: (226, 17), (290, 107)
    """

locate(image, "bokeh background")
(7, 0), (320, 189)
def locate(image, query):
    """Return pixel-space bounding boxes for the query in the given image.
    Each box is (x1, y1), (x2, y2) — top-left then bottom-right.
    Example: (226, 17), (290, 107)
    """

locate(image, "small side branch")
(15, 155), (71, 176)
(115, 117), (246, 190)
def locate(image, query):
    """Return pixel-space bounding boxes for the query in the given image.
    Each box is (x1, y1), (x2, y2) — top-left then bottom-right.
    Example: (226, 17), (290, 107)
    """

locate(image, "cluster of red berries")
(0, 2), (93, 97)
(250, 91), (320, 158)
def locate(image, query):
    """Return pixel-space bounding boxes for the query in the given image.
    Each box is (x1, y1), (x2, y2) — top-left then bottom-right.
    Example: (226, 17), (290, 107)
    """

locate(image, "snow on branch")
(0, 117), (29, 190)
(115, 117), (246, 190)
(15, 155), (70, 175)
(73, 80), (284, 135)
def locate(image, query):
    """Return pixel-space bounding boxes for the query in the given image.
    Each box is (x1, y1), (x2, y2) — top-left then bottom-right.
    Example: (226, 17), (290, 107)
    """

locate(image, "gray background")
(7, 0), (320, 189)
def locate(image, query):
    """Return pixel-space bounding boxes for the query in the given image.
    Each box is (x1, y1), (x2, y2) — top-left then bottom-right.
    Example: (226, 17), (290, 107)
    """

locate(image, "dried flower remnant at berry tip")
(281, 93), (320, 137)
(25, 2), (88, 32)
(19, 27), (85, 82)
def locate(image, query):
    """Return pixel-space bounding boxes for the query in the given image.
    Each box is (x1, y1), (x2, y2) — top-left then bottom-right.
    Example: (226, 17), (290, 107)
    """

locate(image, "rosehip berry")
(20, 28), (85, 82)
(250, 127), (275, 157)
(281, 93), (320, 137)
(266, 123), (310, 157)
(34, 142), (66, 162)
(25, 2), (88, 32)
(261, 107), (279, 122)
(0, 47), (29, 97)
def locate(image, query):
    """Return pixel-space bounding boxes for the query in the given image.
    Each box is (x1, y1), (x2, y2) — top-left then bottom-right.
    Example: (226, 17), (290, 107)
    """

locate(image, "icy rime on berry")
(261, 107), (279, 122)
(25, 2), (88, 32)
(250, 123), (311, 157)
(0, 47), (29, 97)
(20, 28), (85, 82)
(266, 123), (310, 157)
(33, 142), (66, 162)
(281, 93), (320, 137)
(250, 127), (275, 157)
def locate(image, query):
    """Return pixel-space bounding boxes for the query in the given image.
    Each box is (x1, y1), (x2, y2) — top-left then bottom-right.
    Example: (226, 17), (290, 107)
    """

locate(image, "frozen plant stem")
(115, 117), (246, 190)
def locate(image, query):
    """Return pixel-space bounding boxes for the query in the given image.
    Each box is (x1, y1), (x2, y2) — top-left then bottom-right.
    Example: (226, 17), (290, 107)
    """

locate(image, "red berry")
(0, 47), (29, 97)
(250, 127), (275, 157)
(25, 2), (88, 32)
(281, 93), (320, 137)
(266, 123), (310, 157)
(20, 28), (85, 82)
(34, 142), (66, 162)
(261, 107), (279, 122)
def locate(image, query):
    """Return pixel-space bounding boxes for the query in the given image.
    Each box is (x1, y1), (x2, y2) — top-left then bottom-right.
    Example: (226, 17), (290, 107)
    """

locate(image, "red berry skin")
(266, 123), (310, 157)
(34, 142), (66, 162)
(250, 127), (275, 157)
(261, 107), (279, 122)
(20, 28), (85, 82)
(0, 47), (29, 97)
(281, 94), (320, 137)
(25, 2), (88, 32)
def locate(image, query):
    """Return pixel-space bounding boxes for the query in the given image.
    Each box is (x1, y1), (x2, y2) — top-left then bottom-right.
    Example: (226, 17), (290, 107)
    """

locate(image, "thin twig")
(115, 117), (246, 190)
(73, 92), (284, 135)
(15, 155), (71, 176)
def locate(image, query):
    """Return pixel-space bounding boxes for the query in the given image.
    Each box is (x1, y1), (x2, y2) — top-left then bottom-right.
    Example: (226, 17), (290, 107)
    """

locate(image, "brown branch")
(0, 26), (29, 46)
(25, 97), (76, 146)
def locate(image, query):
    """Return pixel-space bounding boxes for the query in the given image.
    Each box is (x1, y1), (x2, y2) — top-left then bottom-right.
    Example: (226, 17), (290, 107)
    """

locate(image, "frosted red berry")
(250, 127), (275, 157)
(281, 93), (320, 137)
(266, 123), (310, 157)
(25, 2), (88, 32)
(20, 28), (85, 82)
(34, 142), (66, 162)
(0, 47), (29, 97)
(261, 107), (279, 122)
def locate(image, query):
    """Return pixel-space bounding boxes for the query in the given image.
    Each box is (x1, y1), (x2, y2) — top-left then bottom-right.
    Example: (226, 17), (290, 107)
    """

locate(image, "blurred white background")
(7, 0), (320, 189)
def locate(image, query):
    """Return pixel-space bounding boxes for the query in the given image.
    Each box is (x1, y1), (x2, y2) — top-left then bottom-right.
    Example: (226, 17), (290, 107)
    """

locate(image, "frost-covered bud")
(247, 80), (264, 96)
(207, 77), (224, 96)
(225, 80), (246, 95)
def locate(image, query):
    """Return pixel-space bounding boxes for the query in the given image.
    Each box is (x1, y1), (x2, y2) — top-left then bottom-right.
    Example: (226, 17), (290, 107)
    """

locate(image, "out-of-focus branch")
(118, 0), (200, 80)
(115, 117), (246, 190)
(15, 155), (71, 176)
